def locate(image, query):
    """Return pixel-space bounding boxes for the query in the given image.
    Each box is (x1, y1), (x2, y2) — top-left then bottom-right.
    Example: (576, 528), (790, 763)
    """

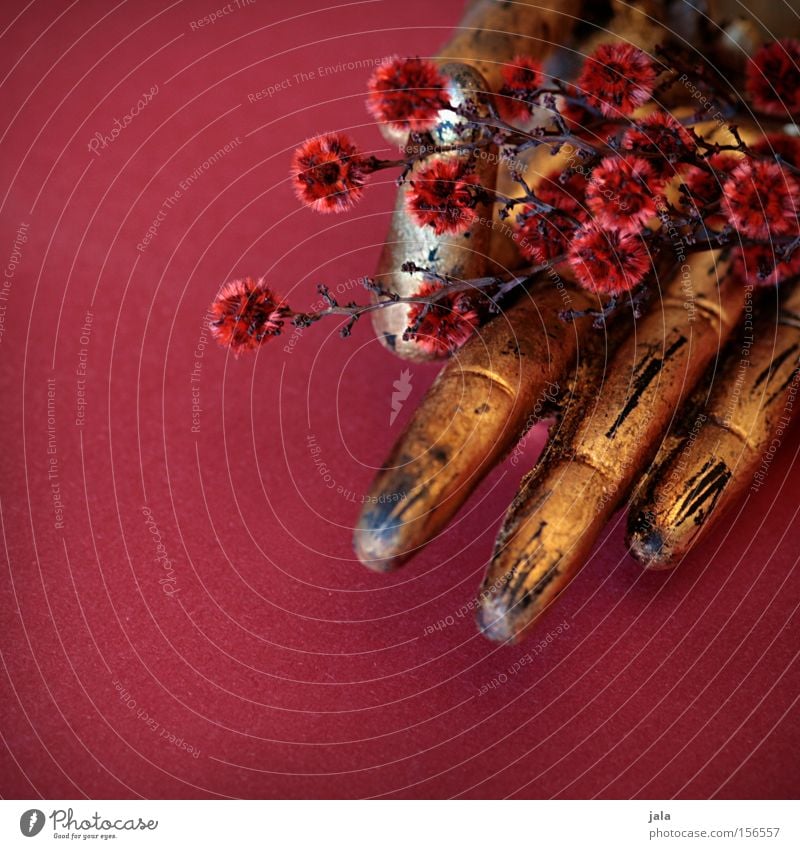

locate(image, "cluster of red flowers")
(503, 43), (658, 292)
(212, 38), (800, 357)
(210, 278), (288, 354)
(406, 158), (480, 235)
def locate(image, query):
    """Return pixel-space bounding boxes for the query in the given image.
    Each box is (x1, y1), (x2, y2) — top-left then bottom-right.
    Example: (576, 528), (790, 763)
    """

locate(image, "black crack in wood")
(605, 335), (688, 439)
(673, 458), (732, 528)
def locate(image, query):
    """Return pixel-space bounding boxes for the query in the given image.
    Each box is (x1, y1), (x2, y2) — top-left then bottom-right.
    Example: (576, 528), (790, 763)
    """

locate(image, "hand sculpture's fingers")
(359, 1), (699, 563)
(477, 253), (745, 642)
(627, 282), (800, 568)
(354, 280), (600, 571)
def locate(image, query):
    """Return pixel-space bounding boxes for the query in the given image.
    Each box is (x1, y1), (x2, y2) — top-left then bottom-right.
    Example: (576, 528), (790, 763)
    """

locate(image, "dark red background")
(1, 0), (798, 799)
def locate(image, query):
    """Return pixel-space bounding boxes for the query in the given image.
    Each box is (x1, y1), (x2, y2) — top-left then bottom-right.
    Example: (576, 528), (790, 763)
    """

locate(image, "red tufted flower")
(568, 227), (651, 294)
(210, 278), (288, 354)
(733, 244), (800, 287)
(367, 56), (450, 132)
(722, 159), (800, 240)
(586, 156), (659, 233)
(405, 281), (480, 356)
(746, 39), (800, 117)
(516, 171), (588, 262)
(622, 111), (695, 180)
(577, 43), (657, 117)
(497, 55), (544, 123)
(291, 133), (366, 213)
(406, 158), (479, 235)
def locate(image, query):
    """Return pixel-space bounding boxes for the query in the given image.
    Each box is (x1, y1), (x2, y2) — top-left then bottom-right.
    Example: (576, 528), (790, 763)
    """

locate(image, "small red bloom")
(405, 281), (480, 356)
(577, 43), (657, 117)
(733, 244), (800, 287)
(291, 132), (366, 213)
(367, 56), (449, 132)
(722, 159), (800, 240)
(680, 153), (741, 211)
(622, 111), (694, 180)
(210, 277), (288, 354)
(586, 155), (659, 233)
(516, 171), (588, 262)
(568, 227), (650, 294)
(497, 55), (544, 123)
(406, 158), (479, 235)
(752, 134), (800, 168)
(746, 39), (800, 117)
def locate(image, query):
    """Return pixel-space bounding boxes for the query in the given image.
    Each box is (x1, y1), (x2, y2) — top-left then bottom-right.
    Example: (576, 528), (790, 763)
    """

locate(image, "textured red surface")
(1, 0), (798, 800)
